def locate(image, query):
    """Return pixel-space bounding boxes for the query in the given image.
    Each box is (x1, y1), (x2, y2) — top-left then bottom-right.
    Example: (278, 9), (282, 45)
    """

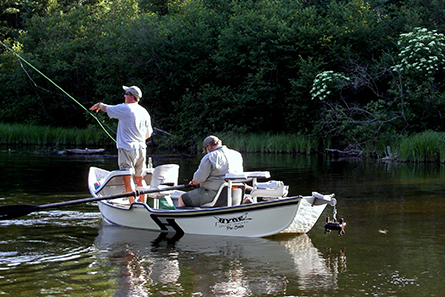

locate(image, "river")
(0, 146), (444, 296)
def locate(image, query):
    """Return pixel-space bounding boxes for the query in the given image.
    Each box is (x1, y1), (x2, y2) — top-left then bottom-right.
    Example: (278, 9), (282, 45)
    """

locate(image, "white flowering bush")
(310, 70), (350, 101)
(392, 27), (445, 76)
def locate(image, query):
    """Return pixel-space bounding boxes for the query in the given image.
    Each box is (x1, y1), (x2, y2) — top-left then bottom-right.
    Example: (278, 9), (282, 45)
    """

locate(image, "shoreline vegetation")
(1, 123), (445, 163)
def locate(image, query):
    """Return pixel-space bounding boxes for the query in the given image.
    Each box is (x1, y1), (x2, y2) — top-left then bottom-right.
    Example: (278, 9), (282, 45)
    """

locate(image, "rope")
(0, 40), (116, 143)
(332, 205), (337, 222)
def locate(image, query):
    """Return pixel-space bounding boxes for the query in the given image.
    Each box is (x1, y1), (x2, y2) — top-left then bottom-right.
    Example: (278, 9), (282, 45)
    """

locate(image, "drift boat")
(88, 164), (337, 237)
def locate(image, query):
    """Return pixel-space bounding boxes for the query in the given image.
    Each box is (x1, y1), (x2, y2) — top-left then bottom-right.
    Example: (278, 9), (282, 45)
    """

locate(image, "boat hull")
(89, 166), (336, 237)
(98, 197), (300, 237)
(283, 196), (329, 234)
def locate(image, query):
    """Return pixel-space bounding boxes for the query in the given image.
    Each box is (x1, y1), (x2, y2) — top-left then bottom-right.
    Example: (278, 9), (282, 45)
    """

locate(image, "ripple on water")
(0, 210), (102, 269)
(0, 210), (102, 227)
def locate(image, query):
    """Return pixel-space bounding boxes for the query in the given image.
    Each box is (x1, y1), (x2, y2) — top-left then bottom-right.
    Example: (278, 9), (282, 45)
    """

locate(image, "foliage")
(390, 27), (445, 132)
(392, 27), (445, 77)
(311, 25), (445, 151)
(1, 0), (445, 154)
(310, 71), (351, 101)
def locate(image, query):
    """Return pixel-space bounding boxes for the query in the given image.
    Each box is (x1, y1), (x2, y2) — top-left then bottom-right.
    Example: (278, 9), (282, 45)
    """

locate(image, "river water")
(1, 146), (444, 296)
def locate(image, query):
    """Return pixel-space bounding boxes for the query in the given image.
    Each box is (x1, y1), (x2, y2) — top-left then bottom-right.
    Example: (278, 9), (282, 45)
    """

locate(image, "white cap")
(123, 85), (142, 99)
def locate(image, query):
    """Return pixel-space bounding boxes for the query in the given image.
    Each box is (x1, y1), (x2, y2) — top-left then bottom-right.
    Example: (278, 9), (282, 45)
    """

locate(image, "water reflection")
(93, 224), (341, 296)
(3, 150), (445, 295)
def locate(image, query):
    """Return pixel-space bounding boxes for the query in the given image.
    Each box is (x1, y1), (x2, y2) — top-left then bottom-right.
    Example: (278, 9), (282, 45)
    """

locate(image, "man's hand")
(89, 102), (106, 112)
(189, 180), (200, 187)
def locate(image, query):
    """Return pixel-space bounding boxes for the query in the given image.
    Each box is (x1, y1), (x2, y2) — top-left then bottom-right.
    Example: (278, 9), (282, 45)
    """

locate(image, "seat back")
(203, 183), (245, 207)
(150, 164), (179, 187)
(251, 180), (288, 199)
(90, 168), (132, 197)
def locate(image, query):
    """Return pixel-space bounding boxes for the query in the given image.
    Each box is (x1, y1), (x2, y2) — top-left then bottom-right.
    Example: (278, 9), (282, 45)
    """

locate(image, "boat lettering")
(214, 213), (252, 230)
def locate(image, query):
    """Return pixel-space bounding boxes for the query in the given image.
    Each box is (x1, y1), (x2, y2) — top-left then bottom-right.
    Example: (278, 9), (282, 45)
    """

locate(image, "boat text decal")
(214, 212), (252, 230)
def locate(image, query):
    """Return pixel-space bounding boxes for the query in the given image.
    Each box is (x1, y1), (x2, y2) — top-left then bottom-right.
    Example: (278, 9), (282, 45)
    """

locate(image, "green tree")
(311, 27), (445, 149)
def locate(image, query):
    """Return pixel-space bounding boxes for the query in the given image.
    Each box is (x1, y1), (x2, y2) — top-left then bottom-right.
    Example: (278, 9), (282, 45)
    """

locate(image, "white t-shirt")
(106, 103), (152, 150)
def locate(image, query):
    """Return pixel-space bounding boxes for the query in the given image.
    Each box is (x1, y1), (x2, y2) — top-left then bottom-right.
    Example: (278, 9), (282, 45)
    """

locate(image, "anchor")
(323, 199), (345, 235)
(324, 217), (346, 235)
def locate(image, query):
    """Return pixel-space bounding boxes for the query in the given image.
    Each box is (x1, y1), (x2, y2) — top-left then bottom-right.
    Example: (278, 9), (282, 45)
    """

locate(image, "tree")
(311, 27), (445, 149)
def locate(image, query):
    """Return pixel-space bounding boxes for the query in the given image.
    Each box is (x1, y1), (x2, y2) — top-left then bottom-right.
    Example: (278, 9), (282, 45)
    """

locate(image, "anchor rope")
(0, 40), (116, 143)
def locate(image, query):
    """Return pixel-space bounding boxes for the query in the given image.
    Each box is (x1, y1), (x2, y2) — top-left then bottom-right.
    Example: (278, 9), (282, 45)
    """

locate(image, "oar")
(0, 184), (190, 220)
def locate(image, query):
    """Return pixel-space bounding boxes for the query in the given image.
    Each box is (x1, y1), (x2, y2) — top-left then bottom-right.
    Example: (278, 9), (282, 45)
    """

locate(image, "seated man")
(178, 135), (243, 207)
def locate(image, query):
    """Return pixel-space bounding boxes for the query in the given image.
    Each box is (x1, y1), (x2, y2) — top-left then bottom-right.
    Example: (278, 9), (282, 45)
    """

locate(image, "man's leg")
(134, 176), (145, 203)
(178, 195), (186, 207)
(123, 175), (135, 204)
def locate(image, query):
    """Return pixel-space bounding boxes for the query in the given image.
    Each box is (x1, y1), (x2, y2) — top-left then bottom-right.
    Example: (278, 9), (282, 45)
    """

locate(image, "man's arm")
(192, 156), (212, 185)
(89, 102), (108, 113)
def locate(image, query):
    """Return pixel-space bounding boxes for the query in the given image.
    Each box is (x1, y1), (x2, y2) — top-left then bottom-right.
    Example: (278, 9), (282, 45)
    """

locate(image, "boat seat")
(202, 182), (245, 207)
(250, 180), (289, 200)
(144, 164), (179, 187)
(92, 168), (132, 196)
(200, 172), (271, 207)
(136, 164), (180, 208)
(224, 171), (271, 183)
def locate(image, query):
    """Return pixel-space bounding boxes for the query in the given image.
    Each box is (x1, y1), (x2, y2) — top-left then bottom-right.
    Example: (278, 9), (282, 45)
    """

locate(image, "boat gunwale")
(97, 195), (301, 217)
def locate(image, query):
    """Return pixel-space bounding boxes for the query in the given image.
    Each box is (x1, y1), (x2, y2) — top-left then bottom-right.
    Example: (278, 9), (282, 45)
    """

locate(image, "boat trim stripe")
(99, 196), (300, 218)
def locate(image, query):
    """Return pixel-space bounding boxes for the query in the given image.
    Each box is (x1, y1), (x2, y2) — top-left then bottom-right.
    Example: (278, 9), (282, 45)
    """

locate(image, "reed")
(372, 133), (404, 159)
(0, 123), (109, 146)
(398, 131), (445, 162)
(210, 132), (319, 154)
(5, 123), (445, 163)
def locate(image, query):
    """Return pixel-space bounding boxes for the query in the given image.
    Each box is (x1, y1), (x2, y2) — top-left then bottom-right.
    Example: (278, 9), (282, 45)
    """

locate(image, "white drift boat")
(88, 164), (337, 238)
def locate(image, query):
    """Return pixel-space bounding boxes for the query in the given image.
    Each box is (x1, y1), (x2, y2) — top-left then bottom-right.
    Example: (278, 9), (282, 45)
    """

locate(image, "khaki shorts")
(118, 148), (146, 176)
(181, 188), (217, 206)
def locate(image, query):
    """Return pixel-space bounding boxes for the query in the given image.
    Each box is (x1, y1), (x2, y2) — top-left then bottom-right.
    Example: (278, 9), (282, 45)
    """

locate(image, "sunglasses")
(125, 92), (133, 96)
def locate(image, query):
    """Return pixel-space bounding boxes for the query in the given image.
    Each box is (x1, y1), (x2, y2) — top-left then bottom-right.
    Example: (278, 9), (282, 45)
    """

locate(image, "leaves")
(1, 0), (445, 151)
(393, 27), (445, 77)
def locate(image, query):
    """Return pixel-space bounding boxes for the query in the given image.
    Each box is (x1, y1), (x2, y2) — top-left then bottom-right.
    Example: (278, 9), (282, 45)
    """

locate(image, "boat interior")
(88, 164), (290, 210)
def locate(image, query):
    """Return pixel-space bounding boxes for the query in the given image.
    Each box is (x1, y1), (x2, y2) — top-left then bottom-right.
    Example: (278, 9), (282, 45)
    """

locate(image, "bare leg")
(134, 176), (145, 203)
(123, 175), (135, 204)
(178, 195), (186, 207)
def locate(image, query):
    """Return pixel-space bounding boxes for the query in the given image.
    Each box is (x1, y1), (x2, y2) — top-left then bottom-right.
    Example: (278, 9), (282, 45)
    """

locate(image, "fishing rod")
(0, 40), (116, 143)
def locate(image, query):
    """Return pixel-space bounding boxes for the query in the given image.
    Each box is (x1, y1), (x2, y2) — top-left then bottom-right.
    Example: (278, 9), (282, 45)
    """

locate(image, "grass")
(203, 132), (319, 154)
(3, 123), (445, 163)
(398, 130), (445, 163)
(0, 123), (112, 146)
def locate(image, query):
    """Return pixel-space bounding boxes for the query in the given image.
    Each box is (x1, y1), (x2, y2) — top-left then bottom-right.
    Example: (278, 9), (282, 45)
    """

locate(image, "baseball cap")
(202, 135), (221, 152)
(123, 85), (142, 99)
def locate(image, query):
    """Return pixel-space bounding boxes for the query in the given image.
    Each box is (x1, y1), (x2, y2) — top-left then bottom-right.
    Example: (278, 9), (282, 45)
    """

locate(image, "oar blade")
(0, 204), (39, 220)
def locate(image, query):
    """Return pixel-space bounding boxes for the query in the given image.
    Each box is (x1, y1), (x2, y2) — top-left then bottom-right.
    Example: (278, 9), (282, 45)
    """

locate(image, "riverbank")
(0, 123), (108, 146)
(1, 123), (445, 163)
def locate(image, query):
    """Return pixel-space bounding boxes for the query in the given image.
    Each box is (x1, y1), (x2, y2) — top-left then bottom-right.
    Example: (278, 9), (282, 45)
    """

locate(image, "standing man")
(178, 135), (243, 207)
(90, 85), (153, 203)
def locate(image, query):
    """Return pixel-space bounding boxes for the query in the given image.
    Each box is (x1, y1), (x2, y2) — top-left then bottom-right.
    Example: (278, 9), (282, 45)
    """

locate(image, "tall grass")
(398, 131), (445, 162)
(0, 123), (112, 146)
(205, 132), (319, 154)
(4, 123), (445, 162)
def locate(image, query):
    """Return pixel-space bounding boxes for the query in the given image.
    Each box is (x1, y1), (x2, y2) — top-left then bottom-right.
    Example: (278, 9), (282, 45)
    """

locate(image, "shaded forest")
(1, 0), (445, 149)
